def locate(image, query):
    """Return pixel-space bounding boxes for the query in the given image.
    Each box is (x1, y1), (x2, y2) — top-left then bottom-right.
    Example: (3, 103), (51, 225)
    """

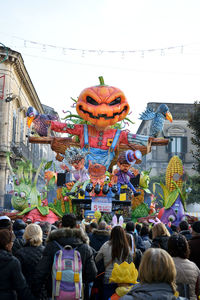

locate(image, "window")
(20, 120), (24, 143)
(167, 136), (187, 161)
(12, 111), (17, 144)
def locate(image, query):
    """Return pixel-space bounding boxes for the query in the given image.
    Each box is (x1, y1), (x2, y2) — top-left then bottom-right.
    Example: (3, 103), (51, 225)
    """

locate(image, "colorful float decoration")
(6, 153), (59, 223)
(6, 77), (172, 221)
(156, 155), (187, 226)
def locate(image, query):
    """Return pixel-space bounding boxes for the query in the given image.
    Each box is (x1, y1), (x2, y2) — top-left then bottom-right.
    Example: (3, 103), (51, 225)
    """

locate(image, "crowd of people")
(0, 214), (199, 300)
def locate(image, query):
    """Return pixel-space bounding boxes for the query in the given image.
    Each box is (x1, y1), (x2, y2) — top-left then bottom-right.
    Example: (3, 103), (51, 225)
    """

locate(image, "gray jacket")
(120, 282), (188, 300)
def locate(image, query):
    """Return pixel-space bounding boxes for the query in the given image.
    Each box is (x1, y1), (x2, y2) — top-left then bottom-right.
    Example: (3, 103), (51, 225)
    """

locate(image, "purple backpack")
(52, 241), (83, 300)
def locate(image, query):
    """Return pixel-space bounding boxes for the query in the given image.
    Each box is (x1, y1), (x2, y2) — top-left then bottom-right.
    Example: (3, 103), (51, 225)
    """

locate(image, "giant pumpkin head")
(76, 77), (130, 128)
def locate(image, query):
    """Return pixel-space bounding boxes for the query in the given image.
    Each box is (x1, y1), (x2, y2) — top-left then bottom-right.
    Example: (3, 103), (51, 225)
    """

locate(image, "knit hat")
(109, 262), (138, 284)
(192, 221), (200, 233)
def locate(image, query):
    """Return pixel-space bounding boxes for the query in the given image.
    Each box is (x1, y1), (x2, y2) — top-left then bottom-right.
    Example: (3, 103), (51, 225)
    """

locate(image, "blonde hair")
(23, 223), (43, 246)
(152, 222), (170, 239)
(139, 248), (176, 293)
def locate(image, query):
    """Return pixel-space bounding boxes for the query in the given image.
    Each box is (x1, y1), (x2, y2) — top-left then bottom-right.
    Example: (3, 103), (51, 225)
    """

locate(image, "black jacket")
(151, 235), (169, 251)
(126, 230), (146, 252)
(0, 249), (36, 300)
(89, 229), (110, 251)
(180, 230), (192, 241)
(32, 227), (97, 297)
(15, 243), (44, 289)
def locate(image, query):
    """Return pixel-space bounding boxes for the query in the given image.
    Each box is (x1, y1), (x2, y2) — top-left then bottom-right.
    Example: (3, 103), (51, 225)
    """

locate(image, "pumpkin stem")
(99, 76), (105, 85)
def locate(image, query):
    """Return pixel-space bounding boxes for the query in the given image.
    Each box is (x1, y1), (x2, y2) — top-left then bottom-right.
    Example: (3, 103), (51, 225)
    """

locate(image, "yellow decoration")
(120, 193), (126, 201)
(61, 198), (65, 213)
(115, 286), (133, 297)
(174, 291), (179, 297)
(132, 189), (144, 210)
(57, 188), (63, 200)
(56, 271), (62, 281)
(107, 139), (113, 146)
(78, 193), (85, 199)
(69, 198), (72, 213)
(74, 273), (80, 282)
(166, 156), (183, 191)
(109, 262), (138, 284)
(94, 210), (101, 221)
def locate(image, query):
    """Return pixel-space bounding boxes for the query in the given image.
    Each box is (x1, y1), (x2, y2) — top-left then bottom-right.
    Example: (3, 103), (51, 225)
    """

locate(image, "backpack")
(52, 241), (83, 300)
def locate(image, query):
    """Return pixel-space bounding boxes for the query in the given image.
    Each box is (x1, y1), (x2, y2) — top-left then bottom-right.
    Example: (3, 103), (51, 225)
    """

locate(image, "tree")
(185, 175), (200, 205)
(188, 101), (200, 174)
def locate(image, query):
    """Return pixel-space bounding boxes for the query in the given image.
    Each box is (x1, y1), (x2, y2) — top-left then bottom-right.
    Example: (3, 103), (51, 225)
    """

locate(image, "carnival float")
(4, 77), (174, 223)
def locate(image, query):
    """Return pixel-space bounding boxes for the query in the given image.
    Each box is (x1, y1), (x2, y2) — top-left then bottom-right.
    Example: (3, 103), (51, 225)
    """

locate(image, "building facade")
(0, 46), (58, 208)
(137, 102), (197, 177)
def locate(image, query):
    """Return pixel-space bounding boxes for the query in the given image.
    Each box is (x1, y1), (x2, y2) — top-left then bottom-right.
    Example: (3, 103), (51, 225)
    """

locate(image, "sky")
(1, 0), (200, 130)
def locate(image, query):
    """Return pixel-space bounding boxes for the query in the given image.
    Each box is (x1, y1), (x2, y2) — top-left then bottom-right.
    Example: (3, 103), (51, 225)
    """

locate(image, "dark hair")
(140, 225), (149, 237)
(0, 229), (12, 250)
(136, 224), (142, 234)
(39, 222), (51, 234)
(110, 226), (129, 262)
(53, 220), (62, 228)
(168, 233), (190, 259)
(192, 221), (200, 234)
(179, 220), (189, 231)
(90, 222), (98, 230)
(171, 224), (178, 233)
(126, 221), (135, 232)
(62, 214), (76, 228)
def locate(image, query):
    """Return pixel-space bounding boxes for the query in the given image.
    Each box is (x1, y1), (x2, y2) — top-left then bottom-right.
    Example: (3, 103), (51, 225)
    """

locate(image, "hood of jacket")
(13, 219), (27, 230)
(92, 229), (110, 238)
(47, 227), (89, 247)
(123, 283), (177, 300)
(0, 250), (14, 269)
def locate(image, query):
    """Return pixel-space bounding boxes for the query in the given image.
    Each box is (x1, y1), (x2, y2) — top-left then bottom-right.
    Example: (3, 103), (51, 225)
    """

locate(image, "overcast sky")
(1, 0), (200, 130)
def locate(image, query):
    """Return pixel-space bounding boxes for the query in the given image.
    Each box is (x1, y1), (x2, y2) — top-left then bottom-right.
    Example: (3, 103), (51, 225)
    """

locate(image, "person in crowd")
(13, 219), (27, 239)
(178, 220), (192, 241)
(31, 213), (97, 300)
(171, 224), (178, 234)
(109, 261), (138, 299)
(89, 221), (110, 251)
(61, 213), (77, 228)
(87, 222), (98, 238)
(0, 215), (25, 255)
(120, 248), (187, 300)
(126, 232), (142, 270)
(151, 222), (170, 251)
(168, 233), (200, 300)
(125, 221), (145, 252)
(136, 223), (142, 235)
(188, 221), (200, 269)
(12, 219), (27, 255)
(95, 225), (133, 299)
(0, 229), (37, 300)
(39, 221), (51, 245)
(0, 215), (12, 230)
(15, 224), (45, 291)
(140, 225), (152, 249)
(52, 220), (62, 228)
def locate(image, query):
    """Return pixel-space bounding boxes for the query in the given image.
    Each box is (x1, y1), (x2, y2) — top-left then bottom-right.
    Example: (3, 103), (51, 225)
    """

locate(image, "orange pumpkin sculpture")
(49, 77), (149, 169)
(76, 77), (130, 128)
